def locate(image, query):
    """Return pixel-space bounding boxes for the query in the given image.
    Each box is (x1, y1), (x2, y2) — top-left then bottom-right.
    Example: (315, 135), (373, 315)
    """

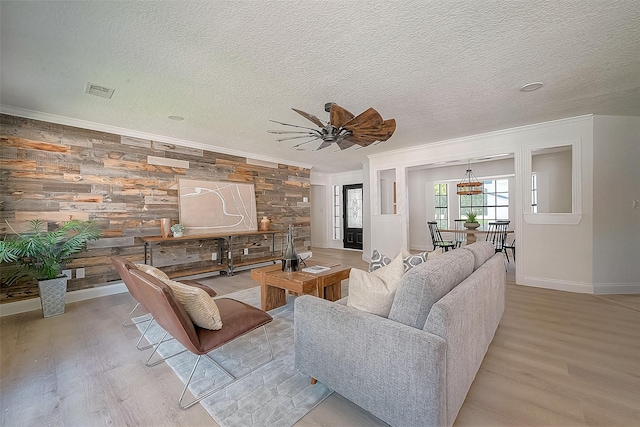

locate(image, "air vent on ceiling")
(85, 82), (115, 99)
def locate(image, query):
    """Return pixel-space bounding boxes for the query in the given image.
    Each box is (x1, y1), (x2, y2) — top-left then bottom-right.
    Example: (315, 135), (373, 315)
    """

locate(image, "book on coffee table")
(302, 265), (331, 274)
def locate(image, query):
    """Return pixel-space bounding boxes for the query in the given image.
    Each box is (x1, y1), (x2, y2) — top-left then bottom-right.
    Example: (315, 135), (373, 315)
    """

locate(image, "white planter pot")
(38, 276), (68, 318)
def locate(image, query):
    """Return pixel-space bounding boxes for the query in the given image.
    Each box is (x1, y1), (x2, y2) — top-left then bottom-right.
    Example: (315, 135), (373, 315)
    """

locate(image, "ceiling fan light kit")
(269, 103), (396, 151)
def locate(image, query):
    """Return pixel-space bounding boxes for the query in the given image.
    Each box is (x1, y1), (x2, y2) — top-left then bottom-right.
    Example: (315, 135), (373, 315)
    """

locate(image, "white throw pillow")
(134, 263), (170, 281)
(163, 279), (223, 330)
(347, 251), (406, 317)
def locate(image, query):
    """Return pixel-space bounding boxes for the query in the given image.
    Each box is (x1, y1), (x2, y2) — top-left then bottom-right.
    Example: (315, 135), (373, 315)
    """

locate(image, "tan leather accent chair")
(127, 268), (273, 409)
(111, 256), (216, 350)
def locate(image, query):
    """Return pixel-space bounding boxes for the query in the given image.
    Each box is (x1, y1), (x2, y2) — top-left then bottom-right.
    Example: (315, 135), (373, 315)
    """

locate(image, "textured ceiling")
(1, 1), (639, 173)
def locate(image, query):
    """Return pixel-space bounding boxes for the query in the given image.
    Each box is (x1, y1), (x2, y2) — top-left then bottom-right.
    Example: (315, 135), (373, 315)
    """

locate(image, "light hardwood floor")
(1, 248), (639, 426)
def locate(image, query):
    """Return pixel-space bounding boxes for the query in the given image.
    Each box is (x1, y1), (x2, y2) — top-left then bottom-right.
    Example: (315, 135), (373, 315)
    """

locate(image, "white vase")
(173, 231), (183, 238)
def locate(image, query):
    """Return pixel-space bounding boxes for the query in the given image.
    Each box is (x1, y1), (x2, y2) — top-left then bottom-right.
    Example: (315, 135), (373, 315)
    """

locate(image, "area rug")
(134, 287), (332, 427)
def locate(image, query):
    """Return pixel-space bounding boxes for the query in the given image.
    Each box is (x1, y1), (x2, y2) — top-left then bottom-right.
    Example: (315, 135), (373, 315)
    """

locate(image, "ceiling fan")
(268, 103), (396, 151)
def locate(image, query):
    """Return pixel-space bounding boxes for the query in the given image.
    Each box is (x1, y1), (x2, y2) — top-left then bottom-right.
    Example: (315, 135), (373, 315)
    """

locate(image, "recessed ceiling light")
(520, 82), (543, 92)
(168, 115), (184, 121)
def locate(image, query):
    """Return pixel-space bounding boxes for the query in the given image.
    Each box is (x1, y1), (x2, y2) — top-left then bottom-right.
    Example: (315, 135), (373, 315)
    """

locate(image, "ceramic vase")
(259, 216), (270, 231)
(160, 218), (171, 238)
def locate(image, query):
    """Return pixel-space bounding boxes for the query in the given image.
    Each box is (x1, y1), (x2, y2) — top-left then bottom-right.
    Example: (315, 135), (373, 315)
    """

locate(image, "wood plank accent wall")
(0, 114), (311, 303)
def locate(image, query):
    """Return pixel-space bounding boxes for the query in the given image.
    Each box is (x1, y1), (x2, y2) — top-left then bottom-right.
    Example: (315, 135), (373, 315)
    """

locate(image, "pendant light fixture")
(456, 161), (483, 195)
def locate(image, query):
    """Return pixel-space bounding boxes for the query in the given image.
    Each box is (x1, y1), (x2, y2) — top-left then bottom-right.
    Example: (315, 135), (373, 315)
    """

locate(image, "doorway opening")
(342, 184), (363, 250)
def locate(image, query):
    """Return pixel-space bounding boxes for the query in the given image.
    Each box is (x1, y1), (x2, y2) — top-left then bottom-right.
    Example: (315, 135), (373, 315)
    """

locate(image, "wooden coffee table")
(251, 263), (351, 311)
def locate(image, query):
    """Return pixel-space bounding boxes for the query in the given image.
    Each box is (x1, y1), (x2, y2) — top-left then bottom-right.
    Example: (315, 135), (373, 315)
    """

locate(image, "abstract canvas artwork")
(178, 179), (257, 235)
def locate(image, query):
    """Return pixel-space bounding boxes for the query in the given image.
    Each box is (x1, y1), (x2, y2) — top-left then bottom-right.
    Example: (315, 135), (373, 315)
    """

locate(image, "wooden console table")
(142, 230), (280, 276)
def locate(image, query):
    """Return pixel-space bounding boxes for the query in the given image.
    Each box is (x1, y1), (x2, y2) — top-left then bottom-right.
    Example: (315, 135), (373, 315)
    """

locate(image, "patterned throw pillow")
(370, 249), (428, 273)
(369, 249), (392, 272)
(163, 279), (223, 330)
(135, 263), (170, 281)
(403, 252), (428, 273)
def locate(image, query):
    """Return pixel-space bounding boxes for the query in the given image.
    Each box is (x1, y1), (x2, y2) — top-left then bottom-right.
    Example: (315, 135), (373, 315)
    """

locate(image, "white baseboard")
(520, 275), (594, 294)
(0, 281), (129, 317)
(593, 282), (640, 295)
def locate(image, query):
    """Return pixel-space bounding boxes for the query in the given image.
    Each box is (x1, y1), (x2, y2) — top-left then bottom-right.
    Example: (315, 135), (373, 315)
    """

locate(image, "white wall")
(311, 169), (364, 250)
(310, 184), (328, 247)
(367, 115), (597, 293)
(592, 116), (640, 293)
(379, 169), (397, 214)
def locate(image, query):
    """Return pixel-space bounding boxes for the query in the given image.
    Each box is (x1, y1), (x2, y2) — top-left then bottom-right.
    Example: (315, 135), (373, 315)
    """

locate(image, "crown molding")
(0, 105), (313, 170)
(367, 114), (594, 161)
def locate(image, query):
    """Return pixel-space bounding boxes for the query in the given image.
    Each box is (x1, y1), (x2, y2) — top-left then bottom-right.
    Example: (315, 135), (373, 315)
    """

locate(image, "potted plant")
(0, 219), (101, 317)
(464, 212), (480, 230)
(171, 223), (185, 238)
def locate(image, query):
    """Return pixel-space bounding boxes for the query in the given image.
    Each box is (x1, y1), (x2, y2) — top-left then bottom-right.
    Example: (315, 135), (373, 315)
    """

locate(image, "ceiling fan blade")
(352, 120), (396, 140)
(269, 119), (319, 132)
(336, 139), (356, 150)
(276, 134), (318, 142)
(314, 140), (334, 150)
(268, 130), (318, 134)
(292, 108), (324, 127)
(344, 135), (370, 147)
(292, 137), (321, 148)
(329, 104), (355, 128)
(342, 107), (384, 130)
(380, 118), (396, 133)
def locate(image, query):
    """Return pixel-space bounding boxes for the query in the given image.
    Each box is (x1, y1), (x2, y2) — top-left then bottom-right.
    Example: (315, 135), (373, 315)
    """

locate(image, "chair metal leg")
(178, 325), (274, 410)
(136, 317), (171, 351)
(122, 303), (152, 327)
(145, 330), (188, 367)
(122, 303), (163, 351)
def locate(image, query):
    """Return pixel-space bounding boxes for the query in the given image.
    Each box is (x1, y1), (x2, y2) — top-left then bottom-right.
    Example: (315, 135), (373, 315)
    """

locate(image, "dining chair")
(427, 221), (456, 252)
(485, 222), (509, 255)
(111, 256), (217, 350)
(453, 219), (467, 248)
(504, 238), (516, 262)
(127, 268), (274, 410)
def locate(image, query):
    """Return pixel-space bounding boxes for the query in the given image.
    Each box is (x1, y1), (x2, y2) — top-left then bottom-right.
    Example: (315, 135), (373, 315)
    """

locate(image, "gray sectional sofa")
(294, 241), (506, 427)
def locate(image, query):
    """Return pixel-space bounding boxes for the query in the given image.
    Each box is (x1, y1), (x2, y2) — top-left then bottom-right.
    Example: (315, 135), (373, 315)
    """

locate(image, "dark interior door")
(343, 184), (363, 250)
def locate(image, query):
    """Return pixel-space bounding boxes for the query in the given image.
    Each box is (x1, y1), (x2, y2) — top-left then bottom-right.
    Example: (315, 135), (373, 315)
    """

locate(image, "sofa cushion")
(462, 241), (496, 270)
(388, 249), (475, 329)
(164, 279), (223, 330)
(348, 251), (406, 317)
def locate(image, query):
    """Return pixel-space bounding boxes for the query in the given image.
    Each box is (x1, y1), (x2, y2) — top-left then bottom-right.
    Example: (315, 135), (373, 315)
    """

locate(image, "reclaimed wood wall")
(0, 114), (311, 303)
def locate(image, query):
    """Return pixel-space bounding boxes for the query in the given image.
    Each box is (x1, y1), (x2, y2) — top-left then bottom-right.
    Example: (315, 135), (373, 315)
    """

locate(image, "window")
(531, 173), (538, 213)
(460, 179), (509, 227)
(434, 183), (448, 229)
(333, 185), (341, 240)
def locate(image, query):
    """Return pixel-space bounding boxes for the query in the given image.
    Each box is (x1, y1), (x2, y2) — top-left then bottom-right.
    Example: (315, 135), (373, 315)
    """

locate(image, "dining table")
(440, 228), (514, 244)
